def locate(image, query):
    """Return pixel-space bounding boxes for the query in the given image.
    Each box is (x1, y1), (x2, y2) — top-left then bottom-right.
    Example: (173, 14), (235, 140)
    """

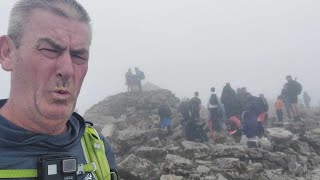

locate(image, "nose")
(56, 51), (74, 82)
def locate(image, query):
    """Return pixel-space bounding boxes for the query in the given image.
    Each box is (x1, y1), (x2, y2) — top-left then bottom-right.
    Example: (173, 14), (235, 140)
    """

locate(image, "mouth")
(54, 90), (70, 95)
(51, 89), (72, 100)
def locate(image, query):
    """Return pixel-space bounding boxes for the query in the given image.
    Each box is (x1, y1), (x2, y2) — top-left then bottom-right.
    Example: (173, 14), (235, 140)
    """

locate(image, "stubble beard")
(34, 78), (77, 121)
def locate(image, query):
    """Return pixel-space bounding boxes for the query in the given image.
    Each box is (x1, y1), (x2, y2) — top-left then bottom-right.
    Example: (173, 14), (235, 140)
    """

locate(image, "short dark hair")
(211, 87), (215, 92)
(286, 75), (292, 80)
(194, 91), (199, 96)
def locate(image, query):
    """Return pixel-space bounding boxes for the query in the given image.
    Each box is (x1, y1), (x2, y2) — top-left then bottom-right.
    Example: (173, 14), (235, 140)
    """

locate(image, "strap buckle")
(77, 164), (85, 175)
(77, 162), (97, 175)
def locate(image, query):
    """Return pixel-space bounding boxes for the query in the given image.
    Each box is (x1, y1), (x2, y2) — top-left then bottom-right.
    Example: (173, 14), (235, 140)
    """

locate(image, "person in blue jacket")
(0, 0), (116, 179)
(241, 93), (265, 139)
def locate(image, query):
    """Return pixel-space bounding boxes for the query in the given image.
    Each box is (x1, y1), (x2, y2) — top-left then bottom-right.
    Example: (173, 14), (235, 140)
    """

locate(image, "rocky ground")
(84, 89), (320, 180)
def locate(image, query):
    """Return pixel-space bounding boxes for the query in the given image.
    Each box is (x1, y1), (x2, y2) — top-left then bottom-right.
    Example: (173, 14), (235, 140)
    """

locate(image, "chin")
(41, 105), (73, 120)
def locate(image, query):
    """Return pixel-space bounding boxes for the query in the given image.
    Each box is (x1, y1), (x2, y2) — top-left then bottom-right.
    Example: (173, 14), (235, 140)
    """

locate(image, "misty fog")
(1, 0), (320, 115)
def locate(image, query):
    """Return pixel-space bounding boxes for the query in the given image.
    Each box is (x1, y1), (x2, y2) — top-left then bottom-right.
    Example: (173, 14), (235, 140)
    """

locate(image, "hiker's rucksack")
(247, 96), (266, 115)
(209, 94), (218, 106)
(294, 81), (302, 95)
(137, 71), (145, 80)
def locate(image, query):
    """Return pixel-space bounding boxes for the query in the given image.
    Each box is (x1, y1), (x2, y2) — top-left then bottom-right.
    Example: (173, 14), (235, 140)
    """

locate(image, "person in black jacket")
(190, 92), (202, 121)
(284, 75), (302, 121)
(178, 98), (191, 126)
(221, 83), (241, 118)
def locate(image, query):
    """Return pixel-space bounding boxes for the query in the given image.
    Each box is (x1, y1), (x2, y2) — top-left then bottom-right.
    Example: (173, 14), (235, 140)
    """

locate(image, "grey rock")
(196, 165), (210, 174)
(212, 158), (241, 169)
(266, 127), (293, 142)
(212, 144), (246, 158)
(160, 174), (183, 180)
(118, 154), (159, 180)
(146, 137), (163, 148)
(166, 154), (192, 165)
(134, 146), (167, 162)
(100, 124), (115, 138)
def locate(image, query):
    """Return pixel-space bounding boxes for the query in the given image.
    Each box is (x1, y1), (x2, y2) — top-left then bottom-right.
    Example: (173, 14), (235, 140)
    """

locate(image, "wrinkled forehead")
(25, 9), (92, 47)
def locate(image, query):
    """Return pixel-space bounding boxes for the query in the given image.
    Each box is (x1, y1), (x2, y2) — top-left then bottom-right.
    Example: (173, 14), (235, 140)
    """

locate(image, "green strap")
(82, 126), (112, 180)
(0, 169), (37, 178)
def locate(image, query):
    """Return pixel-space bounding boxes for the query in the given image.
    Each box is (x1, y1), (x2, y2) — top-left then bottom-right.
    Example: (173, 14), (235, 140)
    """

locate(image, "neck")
(0, 100), (68, 135)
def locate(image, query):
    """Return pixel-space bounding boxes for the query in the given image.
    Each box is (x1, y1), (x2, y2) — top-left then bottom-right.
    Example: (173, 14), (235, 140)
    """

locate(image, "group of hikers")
(125, 67), (145, 92)
(159, 75), (311, 146)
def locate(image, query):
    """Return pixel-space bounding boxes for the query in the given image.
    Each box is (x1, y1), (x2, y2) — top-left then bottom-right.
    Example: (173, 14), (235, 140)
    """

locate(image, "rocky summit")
(84, 89), (320, 180)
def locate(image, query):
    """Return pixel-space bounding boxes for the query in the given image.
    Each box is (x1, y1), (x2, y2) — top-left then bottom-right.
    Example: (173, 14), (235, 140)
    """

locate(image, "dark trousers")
(191, 110), (200, 120)
(209, 108), (221, 132)
(276, 109), (283, 122)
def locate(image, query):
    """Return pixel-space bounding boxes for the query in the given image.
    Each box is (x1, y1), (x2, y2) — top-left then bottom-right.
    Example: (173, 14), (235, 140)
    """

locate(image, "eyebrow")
(36, 38), (89, 56)
(36, 38), (66, 51)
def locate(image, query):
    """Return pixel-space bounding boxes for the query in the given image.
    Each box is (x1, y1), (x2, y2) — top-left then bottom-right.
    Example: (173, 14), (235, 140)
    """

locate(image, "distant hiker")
(125, 68), (134, 92)
(221, 83), (241, 118)
(190, 92), (202, 121)
(158, 103), (172, 134)
(303, 91), (311, 109)
(237, 87), (249, 113)
(274, 96), (284, 122)
(258, 94), (269, 124)
(226, 116), (242, 142)
(208, 87), (223, 132)
(281, 84), (293, 120)
(242, 94), (265, 138)
(184, 120), (208, 143)
(134, 67), (145, 92)
(284, 75), (302, 121)
(178, 98), (191, 126)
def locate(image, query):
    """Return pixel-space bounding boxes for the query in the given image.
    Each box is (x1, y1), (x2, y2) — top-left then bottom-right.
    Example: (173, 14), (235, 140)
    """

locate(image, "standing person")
(242, 94), (265, 146)
(221, 83), (241, 118)
(158, 103), (172, 134)
(190, 91), (202, 121)
(134, 67), (145, 92)
(237, 87), (249, 113)
(281, 84), (293, 120)
(274, 96), (284, 122)
(207, 87), (222, 143)
(0, 0), (117, 179)
(258, 94), (269, 123)
(125, 68), (133, 92)
(178, 98), (191, 126)
(285, 75), (302, 121)
(208, 87), (222, 132)
(303, 91), (311, 109)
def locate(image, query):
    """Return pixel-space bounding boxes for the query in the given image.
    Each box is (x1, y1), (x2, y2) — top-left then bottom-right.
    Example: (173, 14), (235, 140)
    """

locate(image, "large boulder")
(118, 154), (160, 180)
(266, 128), (293, 142)
(134, 146), (167, 163)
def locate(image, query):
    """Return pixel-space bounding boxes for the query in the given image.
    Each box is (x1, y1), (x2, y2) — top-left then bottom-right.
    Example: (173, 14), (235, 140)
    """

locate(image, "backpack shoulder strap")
(80, 124), (118, 180)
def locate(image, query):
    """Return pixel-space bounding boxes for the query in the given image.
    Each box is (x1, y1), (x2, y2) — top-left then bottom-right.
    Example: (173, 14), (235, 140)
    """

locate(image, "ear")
(0, 35), (15, 71)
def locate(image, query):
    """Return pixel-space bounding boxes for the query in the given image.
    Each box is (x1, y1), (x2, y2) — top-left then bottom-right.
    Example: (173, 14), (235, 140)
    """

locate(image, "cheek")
(74, 66), (88, 87)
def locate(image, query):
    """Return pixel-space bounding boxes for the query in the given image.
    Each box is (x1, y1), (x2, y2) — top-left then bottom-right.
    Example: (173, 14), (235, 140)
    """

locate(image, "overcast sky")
(1, 0), (320, 115)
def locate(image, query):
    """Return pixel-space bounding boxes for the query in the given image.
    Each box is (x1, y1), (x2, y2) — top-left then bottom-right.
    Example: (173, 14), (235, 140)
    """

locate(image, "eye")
(70, 52), (88, 65)
(40, 48), (60, 58)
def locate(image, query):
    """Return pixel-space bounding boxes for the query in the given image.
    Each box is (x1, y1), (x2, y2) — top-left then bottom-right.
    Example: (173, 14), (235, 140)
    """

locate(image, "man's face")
(9, 9), (91, 120)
